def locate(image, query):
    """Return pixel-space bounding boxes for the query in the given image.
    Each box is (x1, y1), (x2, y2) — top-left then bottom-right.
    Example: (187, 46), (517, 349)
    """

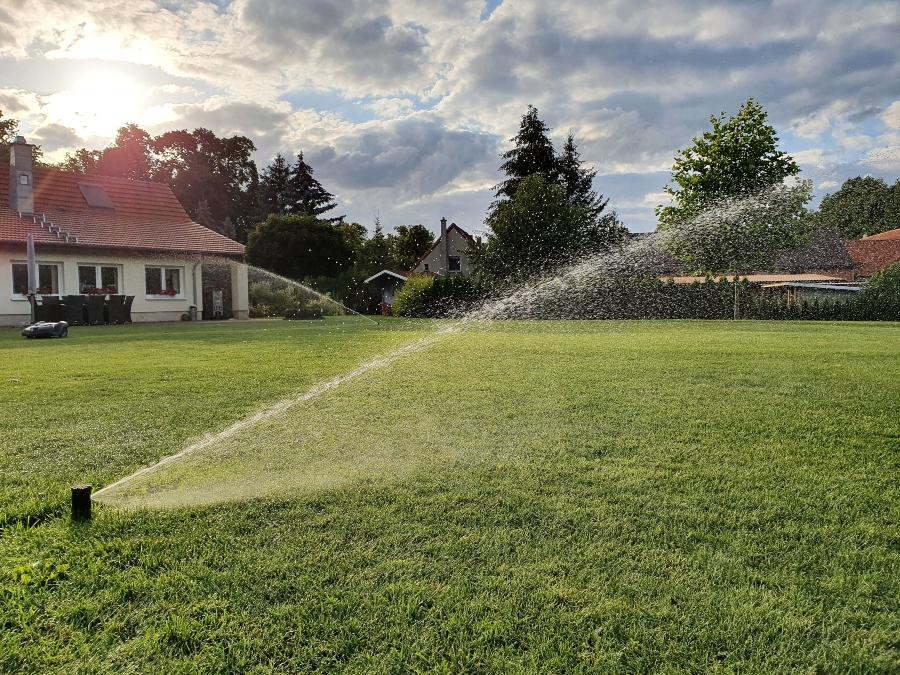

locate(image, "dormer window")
(78, 183), (114, 209)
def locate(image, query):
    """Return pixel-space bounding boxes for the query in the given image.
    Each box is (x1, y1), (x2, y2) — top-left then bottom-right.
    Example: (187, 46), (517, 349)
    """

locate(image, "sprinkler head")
(71, 484), (92, 521)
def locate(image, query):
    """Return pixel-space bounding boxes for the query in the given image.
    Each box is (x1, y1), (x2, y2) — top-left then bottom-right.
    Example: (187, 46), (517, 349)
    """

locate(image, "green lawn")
(1, 319), (898, 672)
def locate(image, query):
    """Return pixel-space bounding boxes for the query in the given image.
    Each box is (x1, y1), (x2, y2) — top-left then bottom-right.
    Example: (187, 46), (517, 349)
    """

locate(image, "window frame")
(10, 260), (63, 299)
(448, 255), (461, 272)
(144, 265), (185, 299)
(77, 263), (122, 295)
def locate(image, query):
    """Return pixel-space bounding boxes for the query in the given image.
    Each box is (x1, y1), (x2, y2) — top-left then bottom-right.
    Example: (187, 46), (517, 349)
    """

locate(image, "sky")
(0, 0), (898, 235)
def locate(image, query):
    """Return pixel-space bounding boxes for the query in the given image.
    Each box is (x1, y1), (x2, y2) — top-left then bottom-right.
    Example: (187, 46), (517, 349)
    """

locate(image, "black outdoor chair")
(124, 295), (134, 323)
(63, 295), (86, 325)
(107, 295), (127, 324)
(86, 295), (106, 325)
(37, 295), (60, 322)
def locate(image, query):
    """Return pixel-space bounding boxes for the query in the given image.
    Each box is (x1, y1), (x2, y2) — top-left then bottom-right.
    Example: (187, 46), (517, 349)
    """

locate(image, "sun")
(47, 70), (149, 139)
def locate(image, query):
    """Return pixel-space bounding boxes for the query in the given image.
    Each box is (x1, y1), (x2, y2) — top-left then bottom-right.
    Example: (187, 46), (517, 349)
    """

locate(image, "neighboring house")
(632, 228), (859, 284)
(845, 227), (900, 278)
(365, 218), (476, 308)
(1, 136), (248, 327)
(409, 218), (476, 276)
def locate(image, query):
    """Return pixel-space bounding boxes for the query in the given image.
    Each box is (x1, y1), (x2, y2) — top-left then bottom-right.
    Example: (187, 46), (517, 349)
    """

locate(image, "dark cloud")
(31, 122), (80, 151)
(310, 115), (497, 198)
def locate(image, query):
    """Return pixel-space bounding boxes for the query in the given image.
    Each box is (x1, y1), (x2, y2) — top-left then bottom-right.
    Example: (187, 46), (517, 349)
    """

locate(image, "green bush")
(859, 263), (900, 321)
(250, 280), (344, 319)
(392, 275), (481, 318)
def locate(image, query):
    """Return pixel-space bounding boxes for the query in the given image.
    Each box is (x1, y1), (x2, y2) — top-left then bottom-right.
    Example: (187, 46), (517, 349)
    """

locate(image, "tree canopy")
(289, 151), (341, 220)
(246, 214), (353, 281)
(657, 98), (800, 228)
(495, 105), (558, 201)
(476, 174), (604, 281)
(479, 107), (625, 281)
(815, 176), (900, 240)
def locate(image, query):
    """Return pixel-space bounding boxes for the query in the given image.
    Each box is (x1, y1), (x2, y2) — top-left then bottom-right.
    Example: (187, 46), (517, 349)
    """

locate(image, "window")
(145, 266), (182, 297)
(448, 256), (461, 272)
(78, 264), (120, 294)
(19, 173), (29, 185)
(78, 183), (114, 209)
(423, 263), (429, 272)
(11, 262), (60, 295)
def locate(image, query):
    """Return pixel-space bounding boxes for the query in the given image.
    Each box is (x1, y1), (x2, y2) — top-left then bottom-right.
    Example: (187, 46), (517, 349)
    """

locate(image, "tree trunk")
(733, 275), (740, 320)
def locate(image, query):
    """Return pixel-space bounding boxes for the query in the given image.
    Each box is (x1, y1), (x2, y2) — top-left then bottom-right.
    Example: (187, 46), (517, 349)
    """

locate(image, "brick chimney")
(9, 136), (34, 214)
(439, 216), (449, 275)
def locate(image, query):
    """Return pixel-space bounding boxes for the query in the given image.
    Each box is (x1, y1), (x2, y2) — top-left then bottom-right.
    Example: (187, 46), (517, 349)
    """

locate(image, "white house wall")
(412, 228), (473, 275)
(0, 246), (248, 326)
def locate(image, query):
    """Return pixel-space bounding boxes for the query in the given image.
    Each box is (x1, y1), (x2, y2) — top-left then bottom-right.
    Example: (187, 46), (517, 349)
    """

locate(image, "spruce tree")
(259, 153), (293, 217)
(289, 151), (342, 220)
(495, 105), (558, 200)
(557, 133), (626, 245)
(558, 133), (606, 219)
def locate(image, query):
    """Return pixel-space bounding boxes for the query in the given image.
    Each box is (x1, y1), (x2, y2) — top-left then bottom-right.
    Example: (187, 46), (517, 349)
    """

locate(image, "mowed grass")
(0, 318), (429, 526)
(1, 319), (899, 672)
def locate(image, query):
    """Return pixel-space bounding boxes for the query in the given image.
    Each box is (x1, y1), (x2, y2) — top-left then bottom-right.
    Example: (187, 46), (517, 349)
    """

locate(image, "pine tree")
(195, 199), (218, 232)
(360, 217), (392, 273)
(558, 133), (606, 219)
(495, 105), (558, 200)
(259, 153), (293, 217)
(557, 133), (626, 246)
(289, 151), (342, 220)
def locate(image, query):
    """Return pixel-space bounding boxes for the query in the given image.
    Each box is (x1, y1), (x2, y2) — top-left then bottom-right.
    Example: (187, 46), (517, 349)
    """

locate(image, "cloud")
(1, 0), (899, 231)
(882, 101), (900, 129)
(30, 122), (81, 151)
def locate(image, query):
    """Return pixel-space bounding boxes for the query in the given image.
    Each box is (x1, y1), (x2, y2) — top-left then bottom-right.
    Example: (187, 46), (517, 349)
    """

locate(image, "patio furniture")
(107, 295), (127, 324)
(124, 296), (134, 323)
(36, 295), (61, 322)
(63, 295), (86, 325)
(86, 295), (106, 325)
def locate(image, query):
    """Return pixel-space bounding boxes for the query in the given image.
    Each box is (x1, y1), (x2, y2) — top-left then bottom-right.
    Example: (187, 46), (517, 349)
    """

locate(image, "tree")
(289, 151), (341, 220)
(557, 132), (626, 246)
(259, 153), (293, 217)
(0, 110), (43, 164)
(390, 224), (434, 270)
(475, 174), (603, 281)
(657, 98), (808, 318)
(815, 176), (900, 239)
(195, 199), (219, 233)
(246, 214), (354, 281)
(60, 148), (104, 174)
(495, 105), (558, 200)
(658, 98), (800, 225)
(358, 217), (392, 273)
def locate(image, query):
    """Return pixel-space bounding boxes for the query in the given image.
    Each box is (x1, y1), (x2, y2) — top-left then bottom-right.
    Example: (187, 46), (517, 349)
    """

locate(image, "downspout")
(191, 256), (202, 320)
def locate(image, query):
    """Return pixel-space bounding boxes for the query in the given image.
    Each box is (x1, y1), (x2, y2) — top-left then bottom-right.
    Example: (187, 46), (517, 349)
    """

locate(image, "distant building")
(845, 228), (900, 278)
(631, 228), (859, 284)
(365, 218), (477, 310)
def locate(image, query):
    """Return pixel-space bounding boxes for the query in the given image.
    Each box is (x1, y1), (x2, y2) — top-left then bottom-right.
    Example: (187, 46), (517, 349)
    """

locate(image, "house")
(1, 136), (248, 327)
(631, 228), (859, 284)
(364, 218), (476, 308)
(845, 227), (900, 278)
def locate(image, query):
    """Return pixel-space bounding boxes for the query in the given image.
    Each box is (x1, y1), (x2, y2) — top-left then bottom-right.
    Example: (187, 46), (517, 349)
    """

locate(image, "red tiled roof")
(0, 165), (244, 257)
(861, 227), (900, 241)
(846, 238), (900, 277)
(664, 273), (846, 285)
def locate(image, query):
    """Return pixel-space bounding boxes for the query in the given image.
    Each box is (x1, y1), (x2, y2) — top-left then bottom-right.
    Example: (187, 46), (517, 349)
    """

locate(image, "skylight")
(78, 183), (114, 209)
